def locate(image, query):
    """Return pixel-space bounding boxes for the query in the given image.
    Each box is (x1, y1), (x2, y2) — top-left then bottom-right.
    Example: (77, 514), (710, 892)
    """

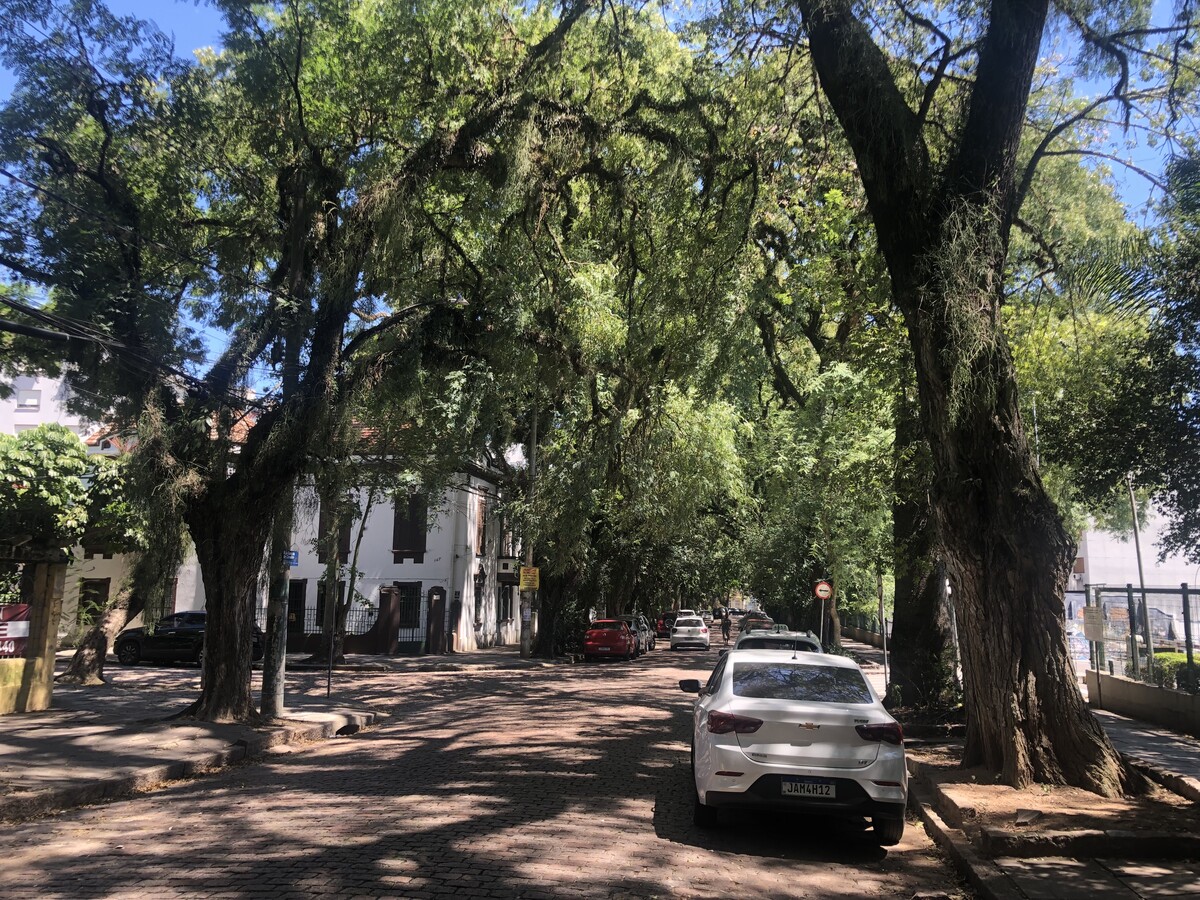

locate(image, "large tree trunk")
(903, 279), (1127, 793)
(186, 492), (270, 723)
(888, 387), (957, 709)
(57, 591), (137, 685)
(795, 0), (1129, 793)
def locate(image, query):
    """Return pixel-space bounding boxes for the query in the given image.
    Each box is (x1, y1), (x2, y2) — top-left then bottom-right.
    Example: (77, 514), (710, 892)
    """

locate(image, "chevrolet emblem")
(799, 722), (820, 730)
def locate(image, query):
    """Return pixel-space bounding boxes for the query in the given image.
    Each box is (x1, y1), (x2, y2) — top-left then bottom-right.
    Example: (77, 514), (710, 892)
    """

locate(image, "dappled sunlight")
(0, 654), (959, 898)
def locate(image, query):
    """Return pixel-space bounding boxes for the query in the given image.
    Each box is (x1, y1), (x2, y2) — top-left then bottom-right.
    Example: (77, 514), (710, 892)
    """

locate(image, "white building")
(0, 374), (97, 439)
(3, 376), (526, 653)
(1070, 514), (1199, 593)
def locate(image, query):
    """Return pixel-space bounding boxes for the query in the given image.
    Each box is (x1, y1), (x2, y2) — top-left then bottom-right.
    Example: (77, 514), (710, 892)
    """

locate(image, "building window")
(395, 582), (422, 629)
(475, 495), (488, 556)
(392, 493), (428, 563)
(78, 578), (110, 625)
(14, 424), (36, 434)
(496, 584), (513, 623)
(316, 503), (351, 565)
(315, 579), (346, 631)
(15, 390), (40, 411)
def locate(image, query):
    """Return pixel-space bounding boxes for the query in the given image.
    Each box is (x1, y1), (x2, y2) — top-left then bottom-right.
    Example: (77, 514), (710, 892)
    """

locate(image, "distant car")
(740, 610), (774, 630)
(671, 615), (710, 650)
(619, 614), (655, 654)
(582, 619), (637, 661)
(115, 611), (264, 666)
(680, 649), (906, 844)
(677, 608), (697, 618)
(656, 611), (679, 638)
(728, 630), (822, 655)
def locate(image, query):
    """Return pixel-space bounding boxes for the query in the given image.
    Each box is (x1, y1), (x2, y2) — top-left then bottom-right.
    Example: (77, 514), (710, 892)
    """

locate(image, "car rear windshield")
(731, 662), (872, 703)
(737, 638), (819, 652)
(589, 621), (622, 630)
(676, 617), (703, 627)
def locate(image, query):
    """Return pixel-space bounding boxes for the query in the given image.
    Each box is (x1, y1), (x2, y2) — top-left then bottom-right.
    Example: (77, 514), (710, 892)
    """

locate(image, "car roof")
(590, 619), (622, 624)
(721, 648), (862, 670)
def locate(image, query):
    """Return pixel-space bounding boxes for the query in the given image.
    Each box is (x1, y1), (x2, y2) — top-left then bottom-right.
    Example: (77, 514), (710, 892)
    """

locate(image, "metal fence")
(847, 613), (893, 637)
(256, 605), (378, 636)
(1069, 583), (1198, 691)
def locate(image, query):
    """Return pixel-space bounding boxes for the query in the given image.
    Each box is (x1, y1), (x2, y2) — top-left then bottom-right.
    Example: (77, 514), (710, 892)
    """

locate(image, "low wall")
(1086, 669), (1200, 739)
(842, 625), (885, 649)
(0, 563), (64, 715)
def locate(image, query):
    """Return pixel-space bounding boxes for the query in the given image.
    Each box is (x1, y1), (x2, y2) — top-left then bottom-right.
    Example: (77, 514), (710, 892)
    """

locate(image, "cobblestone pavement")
(2, 646), (967, 899)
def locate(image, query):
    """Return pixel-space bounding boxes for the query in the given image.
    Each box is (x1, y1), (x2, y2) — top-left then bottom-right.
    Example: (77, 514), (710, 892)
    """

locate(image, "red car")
(582, 619), (637, 661)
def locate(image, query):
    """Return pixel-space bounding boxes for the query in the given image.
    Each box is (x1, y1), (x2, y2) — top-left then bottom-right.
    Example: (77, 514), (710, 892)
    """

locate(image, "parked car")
(670, 615), (710, 650)
(725, 630), (822, 655)
(115, 611), (264, 666)
(679, 649), (906, 844)
(618, 614), (655, 654)
(582, 619), (637, 661)
(740, 610), (774, 630)
(656, 611), (679, 638)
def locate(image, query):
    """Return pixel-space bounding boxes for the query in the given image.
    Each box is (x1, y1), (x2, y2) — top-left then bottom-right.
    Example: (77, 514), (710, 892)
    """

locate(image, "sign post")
(814, 581), (833, 647)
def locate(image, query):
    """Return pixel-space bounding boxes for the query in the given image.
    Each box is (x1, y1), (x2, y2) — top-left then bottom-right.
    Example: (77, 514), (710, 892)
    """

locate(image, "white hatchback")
(680, 649), (907, 845)
(670, 616), (710, 650)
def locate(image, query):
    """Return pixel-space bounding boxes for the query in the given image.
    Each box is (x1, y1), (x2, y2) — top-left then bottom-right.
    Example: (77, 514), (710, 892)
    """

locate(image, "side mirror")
(678, 679), (702, 694)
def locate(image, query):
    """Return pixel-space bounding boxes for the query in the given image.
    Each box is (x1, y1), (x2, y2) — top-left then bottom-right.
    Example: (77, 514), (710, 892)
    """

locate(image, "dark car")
(656, 610), (679, 638)
(115, 611), (264, 666)
(740, 610), (774, 630)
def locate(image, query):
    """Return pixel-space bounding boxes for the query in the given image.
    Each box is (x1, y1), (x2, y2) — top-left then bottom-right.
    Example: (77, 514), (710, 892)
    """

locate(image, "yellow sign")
(519, 566), (540, 591)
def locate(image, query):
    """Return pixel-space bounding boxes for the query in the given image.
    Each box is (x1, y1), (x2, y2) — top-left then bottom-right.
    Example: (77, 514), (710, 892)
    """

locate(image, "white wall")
(1074, 510), (1200, 590)
(284, 474), (520, 651)
(0, 374), (97, 438)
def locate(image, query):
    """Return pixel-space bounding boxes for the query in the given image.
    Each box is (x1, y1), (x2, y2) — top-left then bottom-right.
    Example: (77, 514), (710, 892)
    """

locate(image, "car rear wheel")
(115, 641), (140, 665)
(873, 815), (904, 846)
(693, 789), (718, 828)
(194, 643), (205, 666)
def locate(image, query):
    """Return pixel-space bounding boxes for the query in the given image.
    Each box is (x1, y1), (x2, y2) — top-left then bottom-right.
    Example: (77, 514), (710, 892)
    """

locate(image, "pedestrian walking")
(721, 611), (732, 644)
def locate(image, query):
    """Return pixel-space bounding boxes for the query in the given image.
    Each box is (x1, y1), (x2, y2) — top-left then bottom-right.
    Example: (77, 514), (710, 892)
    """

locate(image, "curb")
(909, 781), (1025, 900)
(0, 709), (375, 824)
(1122, 752), (1200, 804)
(979, 825), (1200, 860)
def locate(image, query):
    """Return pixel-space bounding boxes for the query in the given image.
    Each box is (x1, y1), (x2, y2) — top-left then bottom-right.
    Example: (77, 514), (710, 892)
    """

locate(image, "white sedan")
(670, 616), (710, 650)
(680, 649), (907, 845)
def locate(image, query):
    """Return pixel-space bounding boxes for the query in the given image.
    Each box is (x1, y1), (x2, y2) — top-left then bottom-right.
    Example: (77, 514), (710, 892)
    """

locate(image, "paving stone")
(0, 652), (964, 898)
(995, 858), (1140, 899)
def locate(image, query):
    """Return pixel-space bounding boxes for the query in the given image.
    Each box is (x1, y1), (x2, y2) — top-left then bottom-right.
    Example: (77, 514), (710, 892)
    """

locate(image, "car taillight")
(856, 723), (904, 745)
(707, 711), (763, 734)
(700, 627), (708, 633)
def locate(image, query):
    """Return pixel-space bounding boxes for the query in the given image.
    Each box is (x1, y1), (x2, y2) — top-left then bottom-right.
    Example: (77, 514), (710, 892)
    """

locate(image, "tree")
(0, 0), (597, 721)
(766, 0), (1197, 792)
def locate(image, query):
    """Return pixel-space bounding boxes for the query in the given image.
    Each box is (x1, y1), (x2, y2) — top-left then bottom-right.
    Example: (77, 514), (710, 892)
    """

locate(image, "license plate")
(597, 647), (610, 652)
(782, 779), (836, 798)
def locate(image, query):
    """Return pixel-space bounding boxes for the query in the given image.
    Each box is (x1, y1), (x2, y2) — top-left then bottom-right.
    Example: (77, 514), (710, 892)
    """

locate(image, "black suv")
(115, 611), (264, 666)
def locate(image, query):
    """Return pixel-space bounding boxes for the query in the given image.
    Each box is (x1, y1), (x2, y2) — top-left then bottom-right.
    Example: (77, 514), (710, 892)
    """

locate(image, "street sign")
(814, 581), (833, 600)
(519, 566), (540, 591)
(1082, 606), (1105, 642)
(282, 550), (299, 567)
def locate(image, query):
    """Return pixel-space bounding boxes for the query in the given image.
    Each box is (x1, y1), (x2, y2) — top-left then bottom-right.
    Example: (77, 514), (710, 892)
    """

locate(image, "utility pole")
(1127, 473), (1154, 674)
(520, 395), (538, 659)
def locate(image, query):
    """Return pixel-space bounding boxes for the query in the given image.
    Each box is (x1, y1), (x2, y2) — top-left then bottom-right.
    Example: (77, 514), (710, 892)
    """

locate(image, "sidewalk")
(842, 637), (1200, 899)
(0, 643), (568, 823)
(284, 644), (572, 674)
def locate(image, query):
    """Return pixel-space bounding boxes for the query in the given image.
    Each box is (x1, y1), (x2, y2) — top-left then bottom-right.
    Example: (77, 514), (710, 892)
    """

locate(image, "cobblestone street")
(1, 648), (965, 898)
